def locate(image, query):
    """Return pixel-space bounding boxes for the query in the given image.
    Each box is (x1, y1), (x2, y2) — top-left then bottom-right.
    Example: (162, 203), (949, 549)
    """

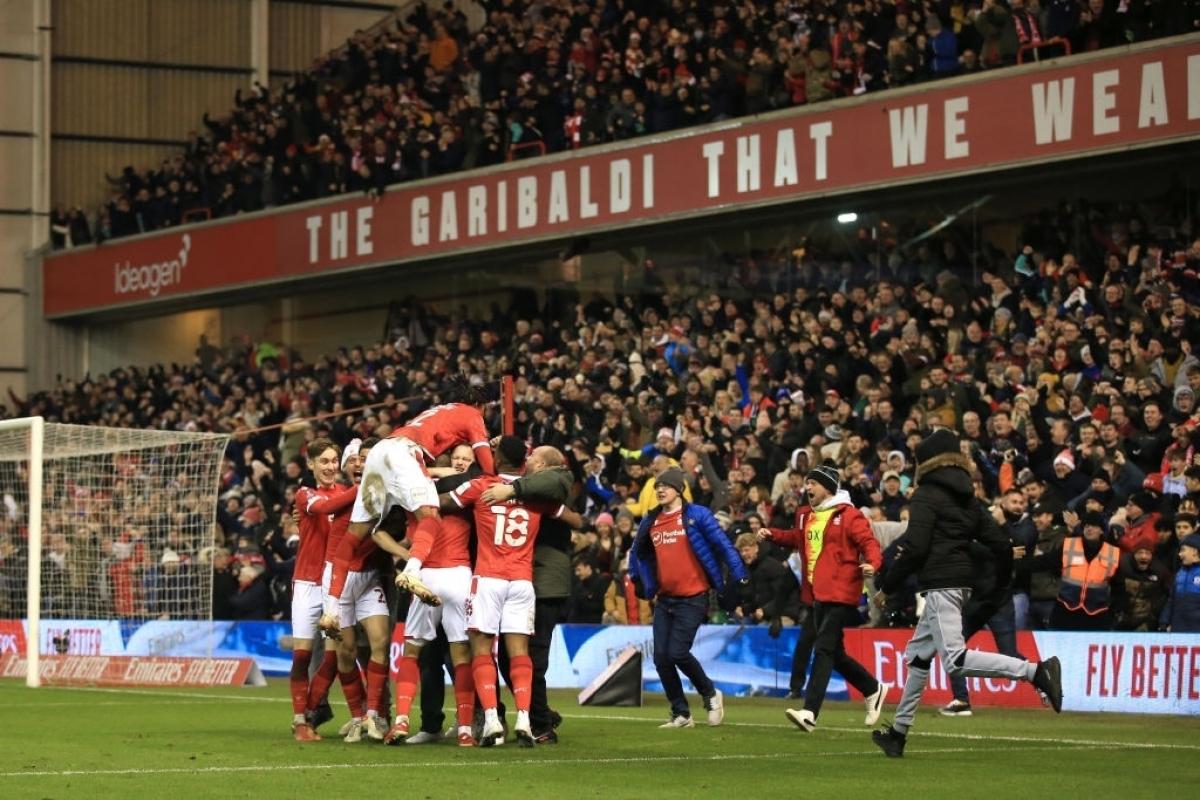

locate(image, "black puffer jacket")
(880, 450), (1012, 593)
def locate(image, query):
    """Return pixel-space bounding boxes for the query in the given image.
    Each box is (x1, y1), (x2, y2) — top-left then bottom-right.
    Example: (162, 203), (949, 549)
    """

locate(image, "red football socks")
(339, 668), (366, 719)
(472, 653), (498, 710)
(289, 649), (312, 715)
(306, 651), (338, 711)
(509, 654), (533, 712)
(453, 662), (476, 726)
(409, 514), (441, 563)
(365, 660), (389, 716)
(393, 655), (420, 718)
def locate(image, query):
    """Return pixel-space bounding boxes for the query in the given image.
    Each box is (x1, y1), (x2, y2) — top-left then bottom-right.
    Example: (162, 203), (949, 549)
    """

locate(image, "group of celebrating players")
(288, 384), (574, 748)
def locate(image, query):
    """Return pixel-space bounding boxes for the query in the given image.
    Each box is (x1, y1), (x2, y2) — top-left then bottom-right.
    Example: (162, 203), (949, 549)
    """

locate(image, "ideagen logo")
(113, 233), (191, 297)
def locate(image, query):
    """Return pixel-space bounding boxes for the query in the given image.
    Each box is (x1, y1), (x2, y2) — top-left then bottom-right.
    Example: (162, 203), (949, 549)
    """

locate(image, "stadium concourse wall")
(2, 618), (1196, 715)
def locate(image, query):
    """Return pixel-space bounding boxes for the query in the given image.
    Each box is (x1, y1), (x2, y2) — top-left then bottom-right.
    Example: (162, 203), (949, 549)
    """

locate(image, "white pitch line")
(0, 744), (1108, 779)
(559, 712), (1200, 751)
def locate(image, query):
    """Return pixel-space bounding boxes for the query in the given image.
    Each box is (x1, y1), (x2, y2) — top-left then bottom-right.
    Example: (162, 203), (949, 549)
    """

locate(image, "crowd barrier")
(2, 619), (1196, 714)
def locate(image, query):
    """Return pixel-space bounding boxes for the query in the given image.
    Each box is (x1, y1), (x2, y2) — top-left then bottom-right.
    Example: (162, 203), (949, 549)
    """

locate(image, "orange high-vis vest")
(1057, 537), (1119, 615)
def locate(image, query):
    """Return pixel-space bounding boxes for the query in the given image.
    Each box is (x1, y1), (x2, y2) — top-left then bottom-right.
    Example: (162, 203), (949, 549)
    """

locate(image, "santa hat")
(1053, 449), (1075, 471)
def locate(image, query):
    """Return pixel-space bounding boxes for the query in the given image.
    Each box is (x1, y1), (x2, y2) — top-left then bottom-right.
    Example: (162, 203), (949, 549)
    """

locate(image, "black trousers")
(803, 601), (879, 716)
(417, 625), (453, 735)
(789, 603), (817, 694)
(498, 596), (566, 732)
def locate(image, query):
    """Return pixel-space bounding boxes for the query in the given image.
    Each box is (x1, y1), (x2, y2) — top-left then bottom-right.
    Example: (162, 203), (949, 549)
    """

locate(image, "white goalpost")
(0, 417), (230, 687)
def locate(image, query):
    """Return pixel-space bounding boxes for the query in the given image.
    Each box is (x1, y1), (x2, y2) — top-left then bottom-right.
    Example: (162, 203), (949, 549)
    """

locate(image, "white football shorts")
(321, 561), (389, 629)
(290, 580), (323, 641)
(466, 576), (536, 636)
(405, 565), (472, 643)
(351, 437), (438, 524)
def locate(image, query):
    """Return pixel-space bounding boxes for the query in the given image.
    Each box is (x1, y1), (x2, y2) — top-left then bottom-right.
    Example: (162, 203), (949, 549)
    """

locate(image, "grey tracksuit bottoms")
(893, 588), (1036, 732)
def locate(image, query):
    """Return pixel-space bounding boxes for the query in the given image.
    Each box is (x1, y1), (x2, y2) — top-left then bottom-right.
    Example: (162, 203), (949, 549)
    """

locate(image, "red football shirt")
(294, 485), (343, 583)
(391, 403), (494, 472)
(317, 485), (377, 571)
(650, 508), (709, 598)
(423, 507), (473, 569)
(451, 474), (562, 581)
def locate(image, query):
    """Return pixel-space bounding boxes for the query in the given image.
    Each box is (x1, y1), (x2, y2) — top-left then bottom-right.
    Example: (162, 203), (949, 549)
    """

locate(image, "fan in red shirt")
(445, 435), (565, 748)
(288, 437), (345, 742)
(320, 380), (495, 636)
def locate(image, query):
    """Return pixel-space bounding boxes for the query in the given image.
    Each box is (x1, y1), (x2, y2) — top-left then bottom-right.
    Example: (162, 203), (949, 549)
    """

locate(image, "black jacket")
(569, 571), (611, 623)
(741, 553), (800, 621)
(880, 452), (1012, 593)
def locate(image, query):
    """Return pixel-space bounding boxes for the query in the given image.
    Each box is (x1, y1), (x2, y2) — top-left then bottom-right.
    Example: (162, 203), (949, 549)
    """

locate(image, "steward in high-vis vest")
(1020, 511), (1122, 631)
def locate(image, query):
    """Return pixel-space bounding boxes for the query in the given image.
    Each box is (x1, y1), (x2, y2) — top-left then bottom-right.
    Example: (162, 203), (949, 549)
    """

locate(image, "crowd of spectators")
(50, 0), (1200, 248)
(10, 187), (1200, 633)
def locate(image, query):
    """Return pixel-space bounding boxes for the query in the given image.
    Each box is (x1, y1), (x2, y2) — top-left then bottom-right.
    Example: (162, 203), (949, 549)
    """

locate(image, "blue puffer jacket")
(1162, 563), (1200, 632)
(628, 502), (747, 599)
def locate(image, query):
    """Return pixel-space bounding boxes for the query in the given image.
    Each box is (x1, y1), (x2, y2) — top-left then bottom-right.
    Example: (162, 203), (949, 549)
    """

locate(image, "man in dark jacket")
(1113, 544), (1171, 631)
(1026, 500), (1067, 628)
(230, 563), (273, 619)
(871, 430), (1063, 758)
(629, 468), (748, 728)
(734, 533), (800, 624)
(569, 557), (610, 622)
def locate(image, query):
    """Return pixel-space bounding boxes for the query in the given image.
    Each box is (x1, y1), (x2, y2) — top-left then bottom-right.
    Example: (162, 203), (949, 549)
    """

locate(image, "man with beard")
(1113, 543), (1170, 631)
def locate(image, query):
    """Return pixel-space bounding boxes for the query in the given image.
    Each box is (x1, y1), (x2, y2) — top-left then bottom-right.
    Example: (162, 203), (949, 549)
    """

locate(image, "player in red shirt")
(384, 443), (479, 746)
(306, 437), (406, 742)
(320, 382), (495, 634)
(447, 436), (564, 747)
(289, 438), (344, 742)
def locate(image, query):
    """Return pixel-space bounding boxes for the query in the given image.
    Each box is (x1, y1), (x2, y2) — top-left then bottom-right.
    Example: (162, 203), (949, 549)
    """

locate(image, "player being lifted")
(450, 437), (570, 748)
(288, 438), (342, 741)
(384, 443), (480, 746)
(308, 437), (407, 742)
(320, 381), (495, 633)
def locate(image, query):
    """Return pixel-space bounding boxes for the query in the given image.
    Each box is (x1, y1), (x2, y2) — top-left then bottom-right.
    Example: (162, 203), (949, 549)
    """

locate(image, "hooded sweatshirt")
(768, 489), (882, 605)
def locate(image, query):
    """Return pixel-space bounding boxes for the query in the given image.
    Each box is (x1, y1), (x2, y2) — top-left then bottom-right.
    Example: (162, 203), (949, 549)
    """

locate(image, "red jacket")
(768, 494), (882, 606)
(1116, 511), (1160, 554)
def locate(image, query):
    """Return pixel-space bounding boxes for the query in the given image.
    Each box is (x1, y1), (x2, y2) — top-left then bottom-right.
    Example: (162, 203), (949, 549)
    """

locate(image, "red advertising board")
(0, 620), (26, 658)
(0, 654), (265, 687)
(44, 38), (1200, 317)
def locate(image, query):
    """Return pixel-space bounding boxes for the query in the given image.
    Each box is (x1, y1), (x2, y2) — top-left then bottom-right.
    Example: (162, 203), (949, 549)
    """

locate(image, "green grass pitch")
(0, 679), (1192, 798)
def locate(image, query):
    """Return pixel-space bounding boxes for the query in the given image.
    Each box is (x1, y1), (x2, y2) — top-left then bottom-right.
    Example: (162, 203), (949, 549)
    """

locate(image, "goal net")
(0, 418), (229, 685)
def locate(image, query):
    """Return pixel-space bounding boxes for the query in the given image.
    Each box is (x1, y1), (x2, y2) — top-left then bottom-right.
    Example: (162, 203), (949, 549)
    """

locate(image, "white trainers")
(863, 685), (887, 726)
(404, 730), (439, 745)
(479, 715), (506, 747)
(785, 708), (816, 732)
(365, 713), (388, 741)
(706, 689), (725, 726)
(342, 718), (365, 743)
(658, 715), (696, 729)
